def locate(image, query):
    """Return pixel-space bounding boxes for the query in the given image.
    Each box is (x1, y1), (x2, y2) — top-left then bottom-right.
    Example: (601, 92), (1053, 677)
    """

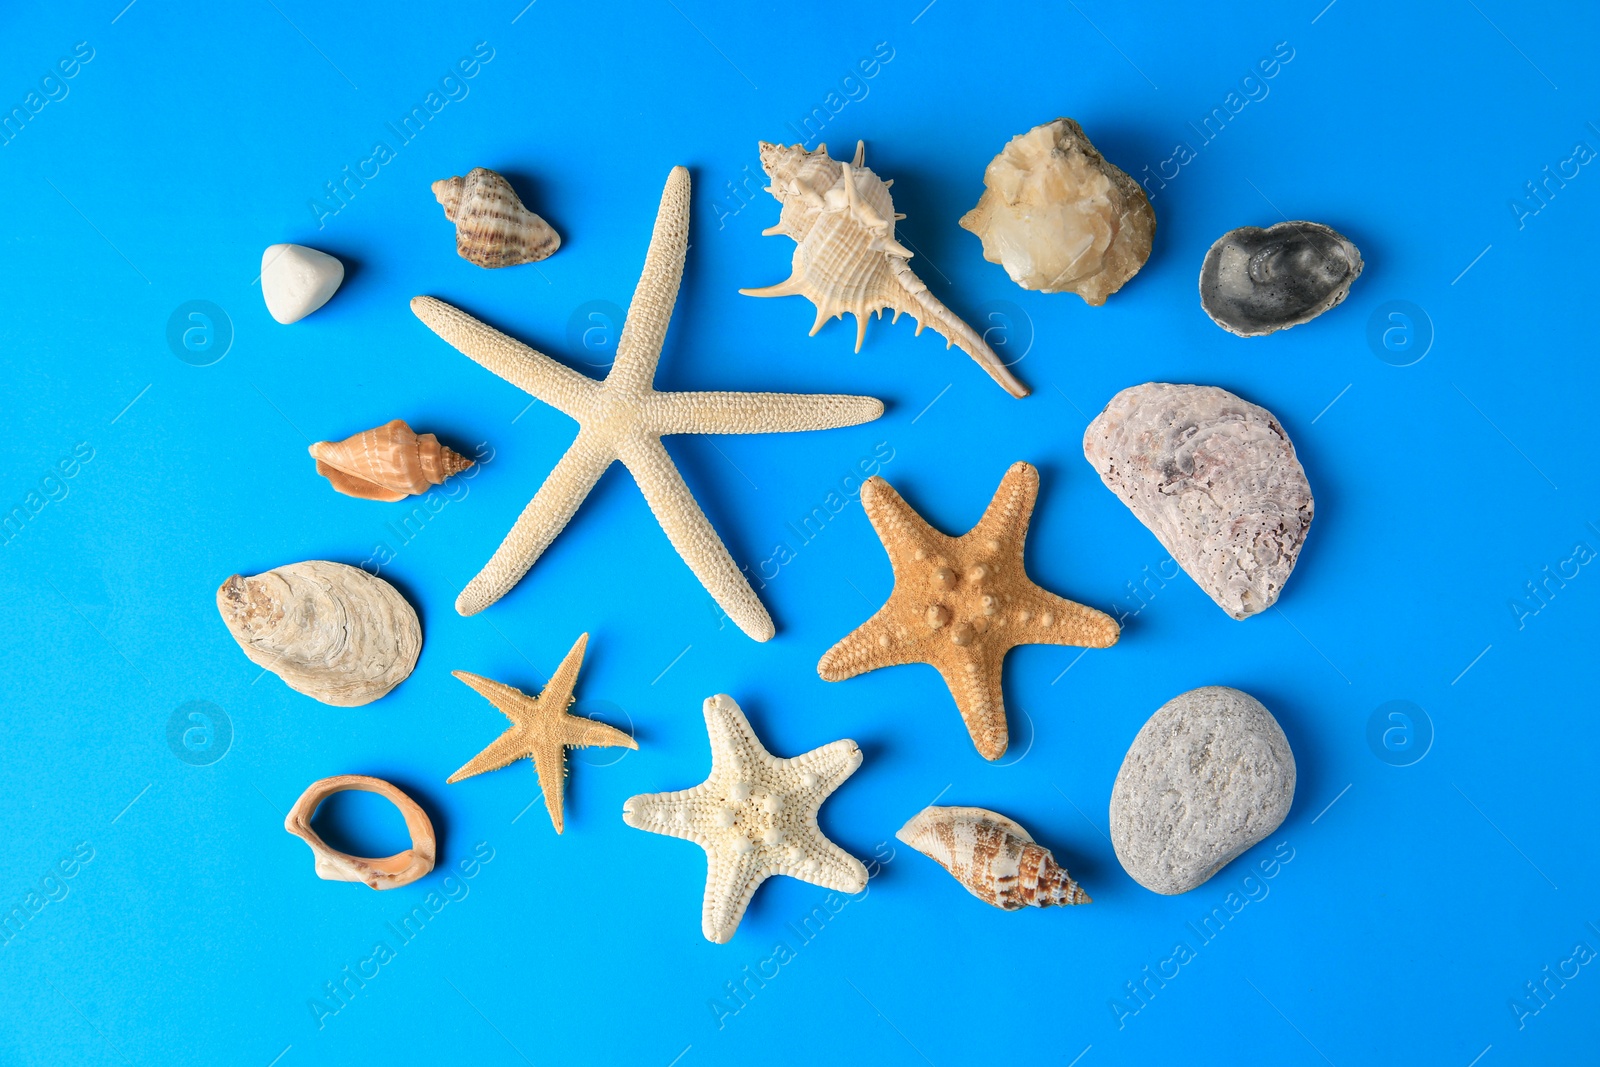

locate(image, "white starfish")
(622, 694), (867, 943)
(411, 167), (884, 640)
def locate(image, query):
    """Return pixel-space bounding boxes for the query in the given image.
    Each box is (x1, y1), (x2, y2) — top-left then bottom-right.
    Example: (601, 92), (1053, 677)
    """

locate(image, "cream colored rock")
(897, 805), (1090, 910)
(284, 775), (436, 890)
(742, 140), (1029, 397)
(960, 119), (1154, 305)
(261, 243), (344, 324)
(216, 560), (421, 705)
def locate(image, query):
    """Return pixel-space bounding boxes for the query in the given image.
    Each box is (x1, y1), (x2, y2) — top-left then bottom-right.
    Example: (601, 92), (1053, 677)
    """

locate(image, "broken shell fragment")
(309, 418), (474, 502)
(261, 243), (344, 324)
(960, 118), (1155, 306)
(896, 805), (1090, 909)
(216, 560), (421, 706)
(433, 167), (560, 268)
(1198, 220), (1362, 336)
(284, 775), (436, 890)
(741, 139), (1029, 397)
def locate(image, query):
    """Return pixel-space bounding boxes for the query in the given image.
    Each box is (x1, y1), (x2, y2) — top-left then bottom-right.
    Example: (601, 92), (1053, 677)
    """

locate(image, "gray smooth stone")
(1110, 686), (1295, 895)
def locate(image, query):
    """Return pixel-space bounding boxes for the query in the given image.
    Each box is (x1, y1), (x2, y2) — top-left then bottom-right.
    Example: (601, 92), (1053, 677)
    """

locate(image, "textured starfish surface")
(448, 633), (635, 834)
(622, 694), (867, 943)
(412, 166), (884, 640)
(818, 462), (1120, 760)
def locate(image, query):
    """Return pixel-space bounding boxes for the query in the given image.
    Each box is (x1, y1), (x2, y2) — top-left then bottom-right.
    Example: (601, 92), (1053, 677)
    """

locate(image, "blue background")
(2, 1), (1596, 1064)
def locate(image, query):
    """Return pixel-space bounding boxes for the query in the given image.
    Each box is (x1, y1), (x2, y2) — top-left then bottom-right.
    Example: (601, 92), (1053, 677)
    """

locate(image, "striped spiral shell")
(433, 167), (559, 268)
(896, 805), (1090, 910)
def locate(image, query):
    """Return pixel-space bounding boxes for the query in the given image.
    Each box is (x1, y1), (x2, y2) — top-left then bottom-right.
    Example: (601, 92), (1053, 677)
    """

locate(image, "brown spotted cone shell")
(309, 419), (473, 502)
(896, 805), (1090, 910)
(432, 167), (559, 268)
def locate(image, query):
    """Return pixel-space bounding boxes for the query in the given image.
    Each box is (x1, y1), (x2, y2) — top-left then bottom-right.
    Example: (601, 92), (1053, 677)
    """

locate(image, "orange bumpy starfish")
(818, 462), (1119, 760)
(448, 633), (635, 832)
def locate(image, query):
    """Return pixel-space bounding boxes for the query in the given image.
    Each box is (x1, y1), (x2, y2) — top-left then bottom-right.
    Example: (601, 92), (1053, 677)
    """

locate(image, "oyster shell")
(741, 140), (1029, 398)
(284, 774), (436, 890)
(959, 118), (1155, 305)
(216, 560), (421, 706)
(1198, 220), (1362, 336)
(433, 167), (560, 268)
(309, 418), (474, 502)
(1083, 382), (1313, 619)
(896, 805), (1090, 909)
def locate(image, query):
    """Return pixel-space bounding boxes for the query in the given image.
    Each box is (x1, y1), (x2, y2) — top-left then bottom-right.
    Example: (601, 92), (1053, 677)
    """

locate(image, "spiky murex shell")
(742, 140), (1029, 398)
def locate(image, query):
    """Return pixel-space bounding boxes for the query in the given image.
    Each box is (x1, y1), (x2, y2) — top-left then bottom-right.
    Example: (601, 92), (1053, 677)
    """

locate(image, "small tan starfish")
(818, 462), (1120, 760)
(622, 694), (866, 943)
(448, 632), (635, 833)
(412, 166), (884, 640)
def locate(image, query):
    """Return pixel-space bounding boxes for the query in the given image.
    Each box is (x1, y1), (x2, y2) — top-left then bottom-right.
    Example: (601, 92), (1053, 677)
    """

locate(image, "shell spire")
(741, 140), (1028, 398)
(896, 805), (1090, 909)
(309, 419), (474, 502)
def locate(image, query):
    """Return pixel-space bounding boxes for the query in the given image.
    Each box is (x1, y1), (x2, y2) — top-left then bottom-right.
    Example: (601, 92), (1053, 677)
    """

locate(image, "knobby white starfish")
(411, 167), (885, 640)
(622, 694), (867, 943)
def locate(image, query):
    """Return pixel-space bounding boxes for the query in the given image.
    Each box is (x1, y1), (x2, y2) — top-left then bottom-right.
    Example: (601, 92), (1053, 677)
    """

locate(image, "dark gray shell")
(1198, 221), (1362, 337)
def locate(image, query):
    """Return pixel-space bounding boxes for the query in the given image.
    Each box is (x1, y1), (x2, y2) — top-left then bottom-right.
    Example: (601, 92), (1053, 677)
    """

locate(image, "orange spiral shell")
(309, 419), (473, 502)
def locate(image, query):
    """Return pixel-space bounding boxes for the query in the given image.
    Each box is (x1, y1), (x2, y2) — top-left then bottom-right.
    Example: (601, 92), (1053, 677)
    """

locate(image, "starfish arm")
(564, 716), (638, 751)
(446, 672), (535, 782)
(450, 669), (530, 716)
(933, 653), (1012, 761)
(617, 438), (775, 642)
(531, 740), (570, 834)
(780, 741), (867, 892)
(445, 729), (529, 782)
(648, 390), (884, 436)
(410, 296), (597, 419)
(790, 738), (865, 796)
(456, 432), (616, 616)
(701, 848), (770, 944)
(817, 608), (918, 680)
(609, 166), (691, 395)
(543, 632), (589, 708)
(620, 787), (706, 843)
(859, 476), (949, 578)
(701, 694), (772, 779)
(1009, 585), (1121, 648)
(786, 833), (869, 893)
(969, 461), (1039, 557)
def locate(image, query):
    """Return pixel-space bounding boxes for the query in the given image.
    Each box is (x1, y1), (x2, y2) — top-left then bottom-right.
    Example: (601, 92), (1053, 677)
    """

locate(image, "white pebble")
(261, 244), (343, 324)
